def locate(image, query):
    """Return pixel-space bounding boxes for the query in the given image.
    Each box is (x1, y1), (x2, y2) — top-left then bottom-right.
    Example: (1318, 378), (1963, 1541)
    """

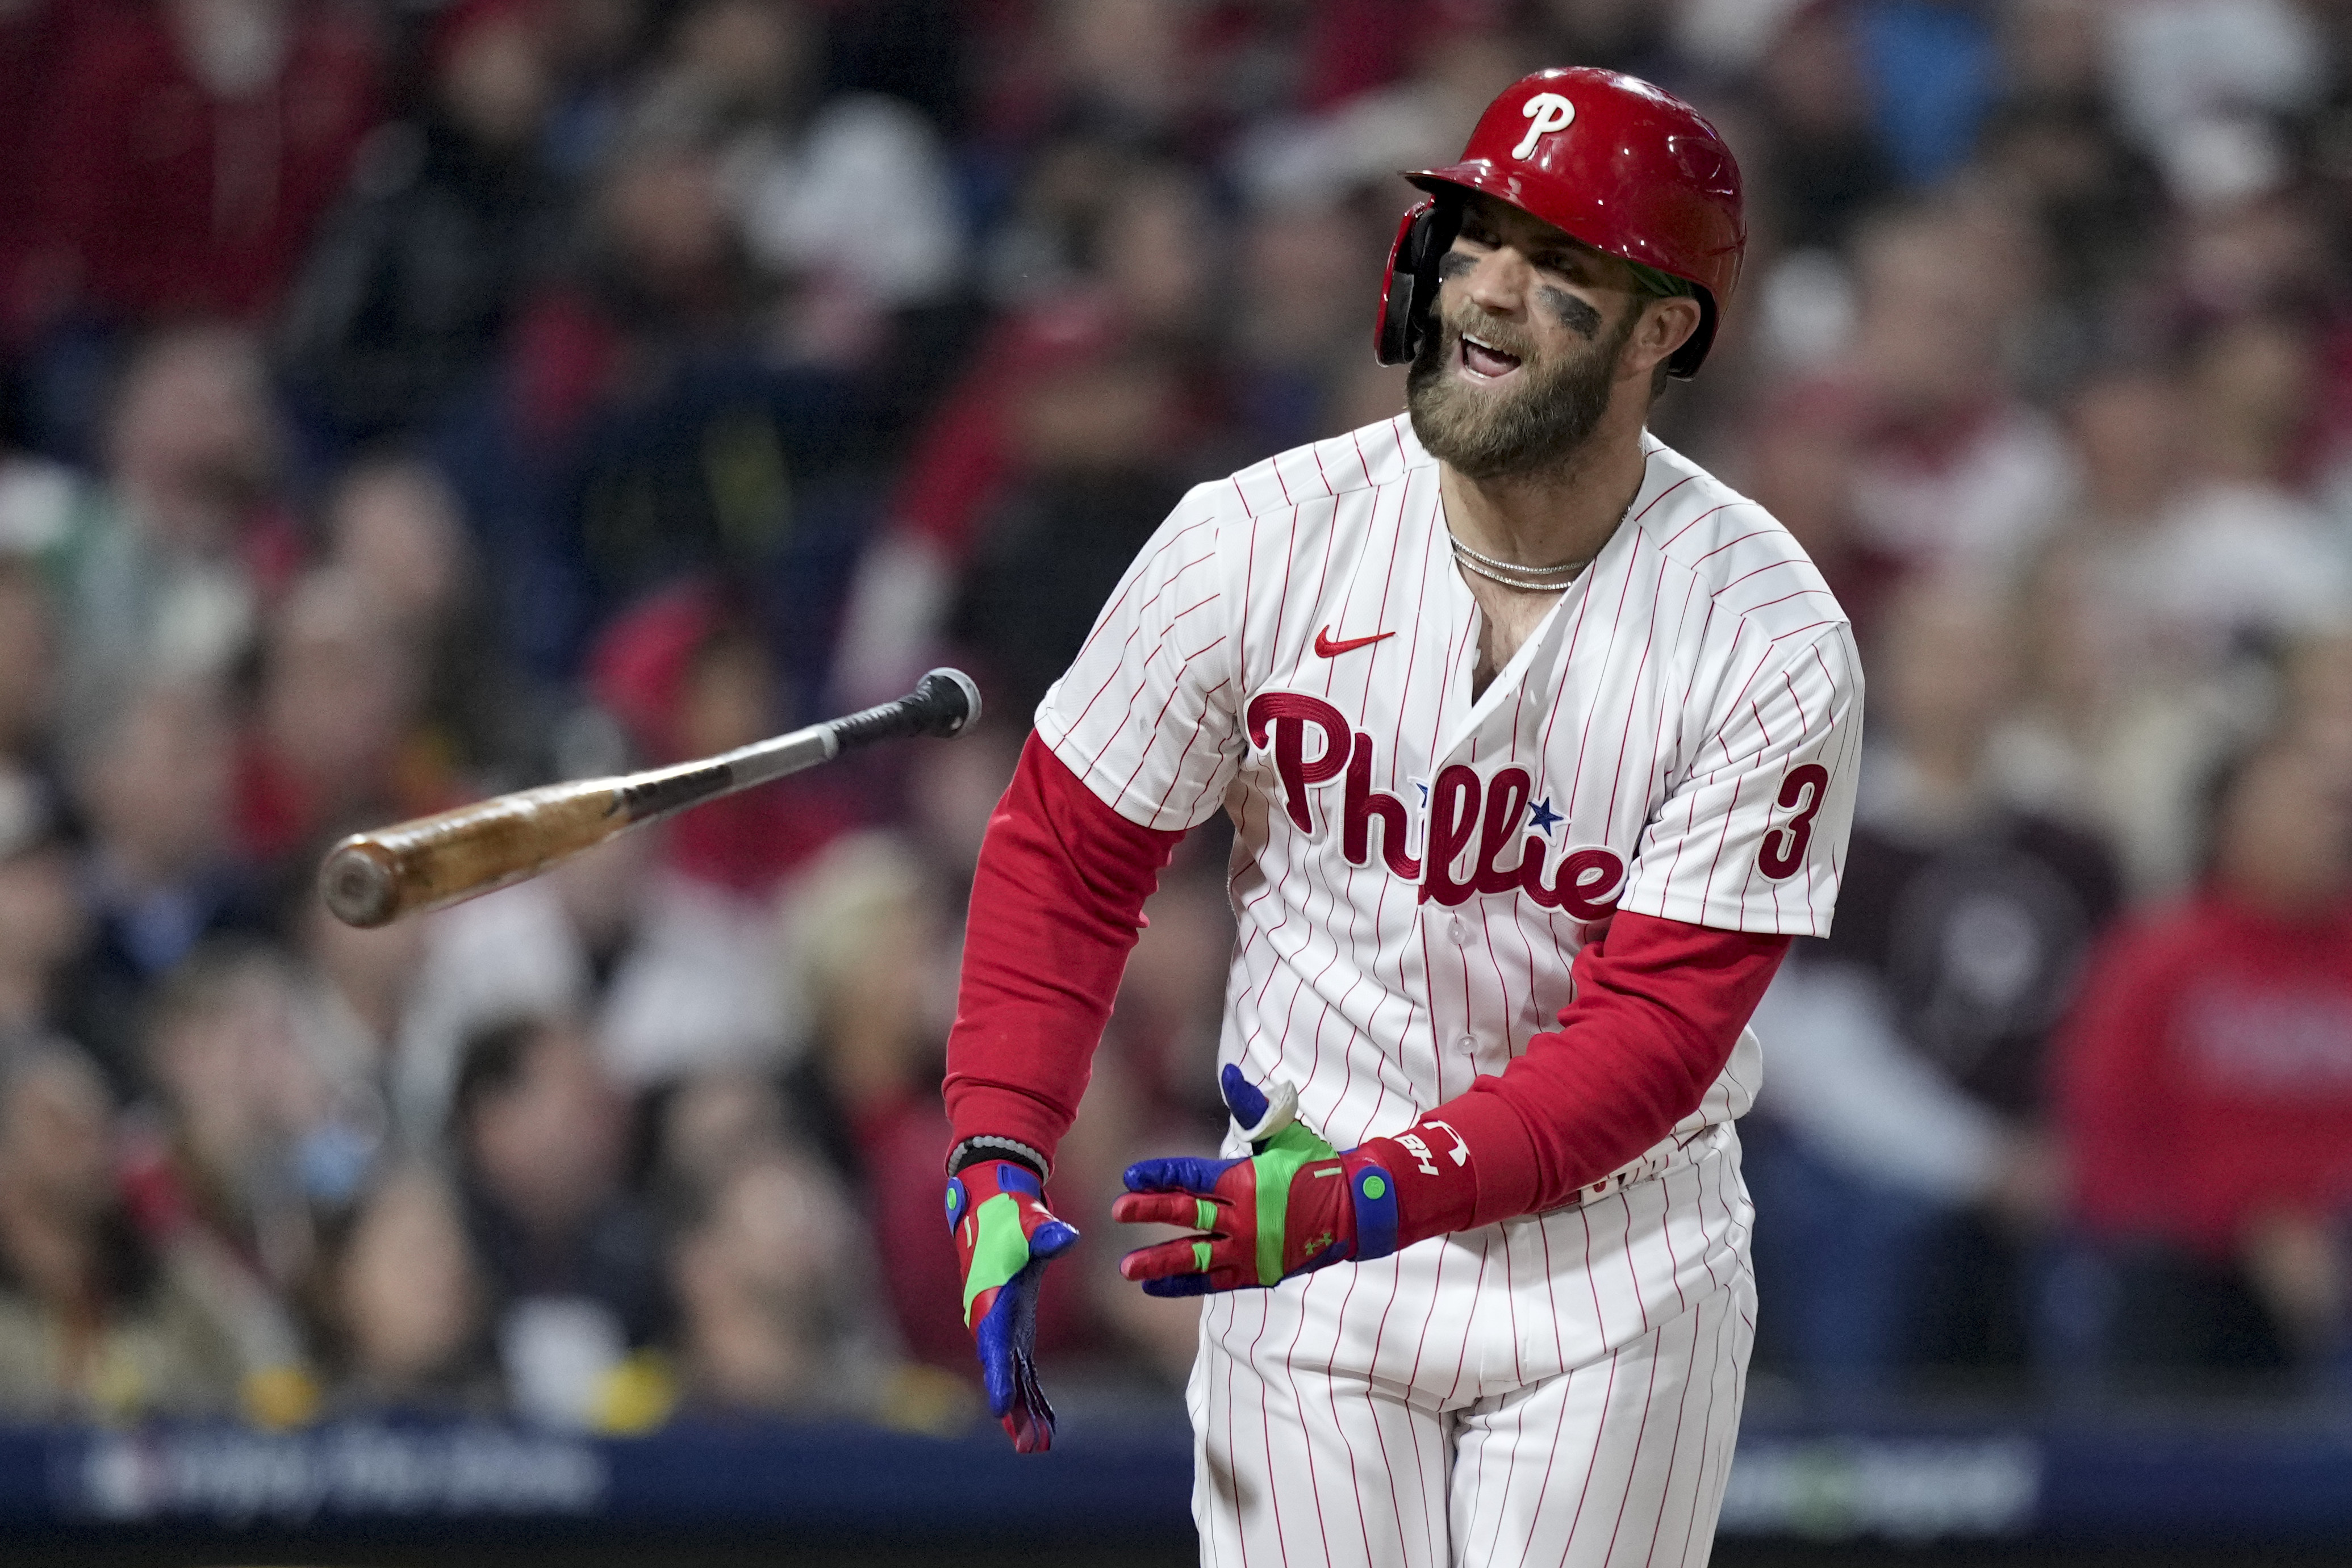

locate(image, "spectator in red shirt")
(2055, 734), (2352, 1382)
(24, 0), (380, 328)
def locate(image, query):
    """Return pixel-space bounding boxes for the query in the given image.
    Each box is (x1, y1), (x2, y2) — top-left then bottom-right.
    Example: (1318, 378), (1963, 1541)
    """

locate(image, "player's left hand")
(1113, 1065), (1401, 1295)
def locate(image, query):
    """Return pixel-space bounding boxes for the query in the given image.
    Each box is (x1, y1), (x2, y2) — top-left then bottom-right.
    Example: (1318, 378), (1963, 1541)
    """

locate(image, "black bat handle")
(829, 667), (983, 751)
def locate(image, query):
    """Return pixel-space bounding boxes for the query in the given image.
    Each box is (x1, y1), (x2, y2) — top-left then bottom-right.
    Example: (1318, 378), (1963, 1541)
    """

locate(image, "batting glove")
(1112, 1065), (1401, 1295)
(946, 1157), (1078, 1453)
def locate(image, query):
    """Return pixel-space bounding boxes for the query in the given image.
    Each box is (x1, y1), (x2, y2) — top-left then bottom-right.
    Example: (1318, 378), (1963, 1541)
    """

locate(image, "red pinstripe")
(1656, 501), (1749, 556)
(1359, 1258), (1419, 1537)
(1652, 1174), (1689, 1324)
(1504, 1358), (1580, 1568)
(1392, 1268), (1448, 1565)
(1150, 676), (1232, 819)
(1616, 1190), (1652, 1335)
(1502, 1222), (1524, 1384)
(1266, 521), (1300, 679)
(1729, 584), (1835, 616)
(1464, 1387), (1531, 1566)
(1368, 461), (1441, 1131)
(1666, 1287), (1739, 1565)
(1316, 1269), (1387, 1565)
(1638, 575), (1703, 826)
(1351, 470), (1424, 1139)
(1096, 634), (1228, 788)
(1548, 1339), (1619, 1568)
(1534, 476), (1615, 763)
(1703, 548), (1793, 584)
(1633, 473), (1696, 528)
(1274, 1277), (1335, 1567)
(1246, 1291), (1290, 1568)
(1440, 1247), (1491, 1406)
(1220, 1294), (1252, 1568)
(1601, 546), (1667, 831)
(1593, 1326), (1668, 1566)
(1400, 1234), (1455, 1416)
(1072, 517), (1214, 662)
(1664, 1282), (1732, 1566)
(1682, 1161), (1722, 1294)
(1558, 533), (1642, 830)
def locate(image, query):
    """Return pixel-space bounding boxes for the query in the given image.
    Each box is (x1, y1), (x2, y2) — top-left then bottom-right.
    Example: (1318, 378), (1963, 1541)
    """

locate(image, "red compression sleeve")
(944, 733), (1184, 1165)
(1363, 912), (1791, 1242)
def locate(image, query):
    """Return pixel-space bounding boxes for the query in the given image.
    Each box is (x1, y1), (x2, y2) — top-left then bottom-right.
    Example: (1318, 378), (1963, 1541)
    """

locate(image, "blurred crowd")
(0, 0), (2348, 1431)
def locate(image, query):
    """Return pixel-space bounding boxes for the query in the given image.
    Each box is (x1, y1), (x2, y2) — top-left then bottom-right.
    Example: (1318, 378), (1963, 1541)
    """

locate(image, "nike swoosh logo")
(1314, 626), (1396, 658)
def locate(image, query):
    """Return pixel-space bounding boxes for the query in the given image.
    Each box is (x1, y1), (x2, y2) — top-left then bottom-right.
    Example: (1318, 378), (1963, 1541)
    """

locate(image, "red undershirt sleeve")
(943, 732), (1184, 1165)
(1364, 913), (1790, 1240)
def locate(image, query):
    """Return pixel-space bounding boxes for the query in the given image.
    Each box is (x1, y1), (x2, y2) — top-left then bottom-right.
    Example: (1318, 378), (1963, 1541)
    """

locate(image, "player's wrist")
(1331, 1148), (1400, 1260)
(947, 1134), (1050, 1181)
(1353, 1118), (1484, 1250)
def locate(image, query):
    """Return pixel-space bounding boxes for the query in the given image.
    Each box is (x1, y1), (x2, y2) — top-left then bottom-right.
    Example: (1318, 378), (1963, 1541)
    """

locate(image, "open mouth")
(1459, 332), (1524, 381)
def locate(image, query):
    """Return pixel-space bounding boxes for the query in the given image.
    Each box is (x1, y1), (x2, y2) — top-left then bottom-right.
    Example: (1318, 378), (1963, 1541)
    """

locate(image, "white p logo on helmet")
(1513, 93), (1576, 159)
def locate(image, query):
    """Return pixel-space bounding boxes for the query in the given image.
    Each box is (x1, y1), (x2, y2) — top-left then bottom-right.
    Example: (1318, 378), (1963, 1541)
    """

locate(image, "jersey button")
(1448, 915), (1467, 945)
(1457, 1035), (1476, 1053)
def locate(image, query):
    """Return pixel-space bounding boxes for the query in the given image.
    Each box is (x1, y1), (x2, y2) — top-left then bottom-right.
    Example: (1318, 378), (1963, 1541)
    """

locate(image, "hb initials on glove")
(946, 1159), (1077, 1452)
(1113, 1065), (1402, 1295)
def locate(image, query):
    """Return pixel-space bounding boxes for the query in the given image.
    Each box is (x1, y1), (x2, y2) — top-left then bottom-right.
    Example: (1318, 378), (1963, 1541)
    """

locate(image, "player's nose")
(1457, 245), (1533, 318)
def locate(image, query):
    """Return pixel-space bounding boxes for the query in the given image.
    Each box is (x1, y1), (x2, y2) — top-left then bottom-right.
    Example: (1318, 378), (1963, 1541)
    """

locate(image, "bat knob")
(321, 838), (400, 928)
(913, 668), (983, 737)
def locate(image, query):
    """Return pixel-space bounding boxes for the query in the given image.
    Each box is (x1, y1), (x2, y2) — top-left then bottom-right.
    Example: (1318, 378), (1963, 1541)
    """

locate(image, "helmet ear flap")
(1373, 199), (1461, 367)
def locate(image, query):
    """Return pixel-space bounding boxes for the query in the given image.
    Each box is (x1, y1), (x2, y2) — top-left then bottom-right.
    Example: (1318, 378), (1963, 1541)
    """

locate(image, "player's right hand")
(946, 1159), (1078, 1453)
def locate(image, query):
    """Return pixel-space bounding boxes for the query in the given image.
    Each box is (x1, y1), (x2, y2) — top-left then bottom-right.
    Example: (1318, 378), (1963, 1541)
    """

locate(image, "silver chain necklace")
(1444, 494), (1631, 593)
(1449, 541), (1586, 592)
(1445, 525), (1608, 592)
(1448, 531), (1586, 576)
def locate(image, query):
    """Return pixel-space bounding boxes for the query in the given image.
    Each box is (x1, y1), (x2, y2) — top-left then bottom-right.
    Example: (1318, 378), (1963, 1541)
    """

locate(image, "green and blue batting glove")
(946, 1152), (1077, 1452)
(1113, 1065), (1402, 1295)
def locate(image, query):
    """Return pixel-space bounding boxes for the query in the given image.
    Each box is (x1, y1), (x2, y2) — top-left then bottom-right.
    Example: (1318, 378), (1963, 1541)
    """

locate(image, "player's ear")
(1624, 296), (1701, 384)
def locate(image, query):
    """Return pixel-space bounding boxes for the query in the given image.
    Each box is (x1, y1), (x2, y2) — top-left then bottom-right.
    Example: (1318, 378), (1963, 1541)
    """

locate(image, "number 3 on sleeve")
(1757, 763), (1829, 881)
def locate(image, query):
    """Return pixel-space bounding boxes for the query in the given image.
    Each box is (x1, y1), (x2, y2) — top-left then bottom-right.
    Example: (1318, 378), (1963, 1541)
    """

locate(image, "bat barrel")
(319, 779), (632, 929)
(319, 668), (983, 929)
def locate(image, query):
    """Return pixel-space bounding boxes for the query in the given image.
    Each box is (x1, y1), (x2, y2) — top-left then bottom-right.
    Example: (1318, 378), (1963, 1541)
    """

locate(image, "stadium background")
(0, 0), (2347, 1562)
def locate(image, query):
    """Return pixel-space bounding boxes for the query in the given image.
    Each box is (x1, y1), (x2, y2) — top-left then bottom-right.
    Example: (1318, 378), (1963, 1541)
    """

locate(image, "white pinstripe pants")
(1187, 1127), (1756, 1568)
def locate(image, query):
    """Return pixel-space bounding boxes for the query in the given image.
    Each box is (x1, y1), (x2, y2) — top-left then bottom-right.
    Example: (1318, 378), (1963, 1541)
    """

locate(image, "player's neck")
(1436, 421), (1648, 573)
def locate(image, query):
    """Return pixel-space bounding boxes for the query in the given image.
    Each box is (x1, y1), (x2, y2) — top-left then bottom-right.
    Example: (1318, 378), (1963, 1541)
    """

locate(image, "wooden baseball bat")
(319, 667), (982, 929)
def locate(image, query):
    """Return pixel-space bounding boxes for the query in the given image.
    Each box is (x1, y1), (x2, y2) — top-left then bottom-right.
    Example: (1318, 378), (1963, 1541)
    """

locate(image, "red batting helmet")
(1374, 67), (1745, 378)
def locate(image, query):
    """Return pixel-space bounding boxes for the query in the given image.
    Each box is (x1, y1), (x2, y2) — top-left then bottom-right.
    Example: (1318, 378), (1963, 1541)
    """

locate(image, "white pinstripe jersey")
(1037, 415), (1862, 1176)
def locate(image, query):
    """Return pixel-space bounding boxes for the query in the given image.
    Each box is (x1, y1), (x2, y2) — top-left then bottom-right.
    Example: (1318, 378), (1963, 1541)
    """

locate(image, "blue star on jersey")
(1527, 796), (1562, 837)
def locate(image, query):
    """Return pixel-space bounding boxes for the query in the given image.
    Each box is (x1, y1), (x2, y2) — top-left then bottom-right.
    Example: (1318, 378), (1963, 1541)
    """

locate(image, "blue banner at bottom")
(1, 1409), (2347, 1545)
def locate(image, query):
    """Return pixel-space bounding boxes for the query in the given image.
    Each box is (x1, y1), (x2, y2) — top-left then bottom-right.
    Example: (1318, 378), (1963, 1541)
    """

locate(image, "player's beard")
(1405, 303), (1637, 482)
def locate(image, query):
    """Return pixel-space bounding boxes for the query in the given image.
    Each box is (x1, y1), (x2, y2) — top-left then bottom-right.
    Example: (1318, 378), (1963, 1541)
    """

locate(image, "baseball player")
(942, 67), (1862, 1566)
